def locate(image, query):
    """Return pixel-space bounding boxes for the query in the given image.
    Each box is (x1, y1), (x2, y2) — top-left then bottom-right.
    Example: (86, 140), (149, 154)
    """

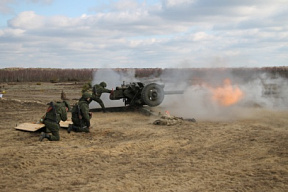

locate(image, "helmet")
(100, 82), (107, 87)
(82, 92), (92, 100)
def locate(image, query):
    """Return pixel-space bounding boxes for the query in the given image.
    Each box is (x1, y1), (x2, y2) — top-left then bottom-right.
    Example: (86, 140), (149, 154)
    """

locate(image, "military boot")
(82, 126), (90, 133)
(39, 132), (50, 141)
(67, 124), (73, 133)
(73, 125), (89, 133)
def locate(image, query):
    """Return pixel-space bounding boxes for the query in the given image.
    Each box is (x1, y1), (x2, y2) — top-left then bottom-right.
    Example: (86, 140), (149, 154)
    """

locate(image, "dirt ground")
(0, 82), (287, 192)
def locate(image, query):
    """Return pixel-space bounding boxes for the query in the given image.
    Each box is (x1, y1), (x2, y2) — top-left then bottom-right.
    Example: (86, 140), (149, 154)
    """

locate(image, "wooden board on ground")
(60, 120), (72, 128)
(15, 120), (72, 131)
(15, 123), (45, 132)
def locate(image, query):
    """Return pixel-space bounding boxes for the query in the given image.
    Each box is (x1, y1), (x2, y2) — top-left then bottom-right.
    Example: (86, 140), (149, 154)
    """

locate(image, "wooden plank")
(60, 120), (72, 128)
(15, 120), (73, 131)
(15, 123), (45, 132)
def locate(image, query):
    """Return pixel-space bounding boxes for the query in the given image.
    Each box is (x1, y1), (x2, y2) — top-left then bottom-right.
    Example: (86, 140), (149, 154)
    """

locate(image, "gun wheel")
(141, 83), (164, 107)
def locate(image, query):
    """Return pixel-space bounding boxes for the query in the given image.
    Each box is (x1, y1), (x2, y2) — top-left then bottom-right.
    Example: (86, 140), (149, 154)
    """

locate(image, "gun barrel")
(164, 90), (184, 95)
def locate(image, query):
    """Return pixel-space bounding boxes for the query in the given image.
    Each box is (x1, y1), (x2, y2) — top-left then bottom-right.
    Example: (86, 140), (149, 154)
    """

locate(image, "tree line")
(0, 67), (287, 83)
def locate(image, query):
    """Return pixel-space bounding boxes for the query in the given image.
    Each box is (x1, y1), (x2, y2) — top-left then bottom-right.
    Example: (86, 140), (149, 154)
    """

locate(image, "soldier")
(68, 92), (92, 133)
(91, 81), (112, 113)
(39, 100), (70, 141)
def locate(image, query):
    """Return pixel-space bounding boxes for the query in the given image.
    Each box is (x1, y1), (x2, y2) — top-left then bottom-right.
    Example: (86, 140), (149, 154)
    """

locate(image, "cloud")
(0, 0), (288, 68)
(8, 11), (45, 29)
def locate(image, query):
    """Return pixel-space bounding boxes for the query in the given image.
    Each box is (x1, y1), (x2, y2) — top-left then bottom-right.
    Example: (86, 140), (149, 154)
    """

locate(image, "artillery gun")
(109, 82), (165, 107)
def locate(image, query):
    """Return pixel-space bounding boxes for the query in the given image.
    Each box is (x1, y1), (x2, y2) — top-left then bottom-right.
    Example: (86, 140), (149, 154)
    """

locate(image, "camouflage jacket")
(72, 100), (91, 127)
(44, 102), (68, 123)
(92, 84), (111, 97)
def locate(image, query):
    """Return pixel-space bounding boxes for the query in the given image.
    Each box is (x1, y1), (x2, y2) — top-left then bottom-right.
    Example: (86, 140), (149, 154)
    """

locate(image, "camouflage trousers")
(71, 117), (90, 133)
(92, 95), (105, 110)
(44, 120), (60, 141)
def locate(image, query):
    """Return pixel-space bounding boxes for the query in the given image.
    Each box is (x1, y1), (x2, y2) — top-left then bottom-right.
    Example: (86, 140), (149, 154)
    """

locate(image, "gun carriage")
(109, 82), (165, 107)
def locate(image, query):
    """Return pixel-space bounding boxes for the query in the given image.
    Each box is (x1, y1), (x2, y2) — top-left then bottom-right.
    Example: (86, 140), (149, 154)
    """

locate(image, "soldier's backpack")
(71, 103), (82, 119)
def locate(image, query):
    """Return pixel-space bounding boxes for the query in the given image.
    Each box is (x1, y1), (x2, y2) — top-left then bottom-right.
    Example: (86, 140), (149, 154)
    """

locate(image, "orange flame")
(209, 79), (244, 106)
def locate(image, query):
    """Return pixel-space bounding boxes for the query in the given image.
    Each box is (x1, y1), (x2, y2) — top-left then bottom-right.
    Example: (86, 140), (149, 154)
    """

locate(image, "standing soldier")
(91, 81), (112, 113)
(39, 100), (70, 141)
(68, 92), (92, 133)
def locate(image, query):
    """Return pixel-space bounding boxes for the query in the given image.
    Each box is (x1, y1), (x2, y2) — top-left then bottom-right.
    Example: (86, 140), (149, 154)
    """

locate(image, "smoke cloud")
(160, 71), (288, 121)
(91, 68), (288, 121)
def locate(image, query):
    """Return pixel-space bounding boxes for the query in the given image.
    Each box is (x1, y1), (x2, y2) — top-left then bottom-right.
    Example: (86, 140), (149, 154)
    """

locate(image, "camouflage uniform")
(153, 115), (184, 126)
(153, 115), (196, 126)
(69, 92), (92, 133)
(91, 82), (111, 112)
(40, 101), (70, 141)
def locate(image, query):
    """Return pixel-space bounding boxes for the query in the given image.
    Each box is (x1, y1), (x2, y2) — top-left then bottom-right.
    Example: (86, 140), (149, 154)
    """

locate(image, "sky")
(0, 0), (287, 69)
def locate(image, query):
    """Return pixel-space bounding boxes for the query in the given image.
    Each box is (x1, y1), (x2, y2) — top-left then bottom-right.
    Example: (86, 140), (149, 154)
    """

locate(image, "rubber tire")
(141, 83), (164, 107)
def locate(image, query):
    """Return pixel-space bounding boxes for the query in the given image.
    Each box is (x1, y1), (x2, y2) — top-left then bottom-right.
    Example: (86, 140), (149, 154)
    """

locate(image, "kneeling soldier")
(68, 92), (92, 133)
(40, 100), (70, 141)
